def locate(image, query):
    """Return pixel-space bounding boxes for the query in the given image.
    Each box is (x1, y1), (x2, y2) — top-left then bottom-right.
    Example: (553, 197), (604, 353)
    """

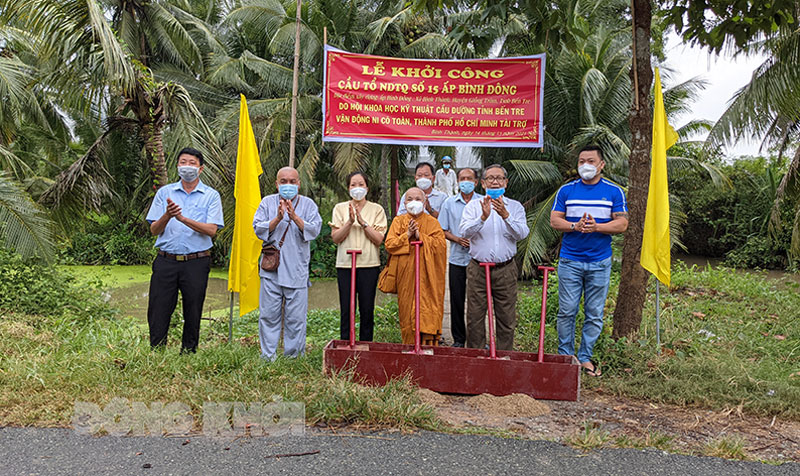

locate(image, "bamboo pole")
(289, 0), (302, 168)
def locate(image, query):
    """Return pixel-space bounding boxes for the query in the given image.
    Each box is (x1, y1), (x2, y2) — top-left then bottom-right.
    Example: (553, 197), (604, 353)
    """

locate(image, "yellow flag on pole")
(227, 95), (263, 316)
(641, 68), (678, 287)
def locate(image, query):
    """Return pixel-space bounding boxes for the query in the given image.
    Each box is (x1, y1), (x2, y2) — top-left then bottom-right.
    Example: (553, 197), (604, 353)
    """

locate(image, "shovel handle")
(346, 250), (362, 347)
(537, 266), (555, 362)
(480, 262), (497, 359)
(411, 241), (423, 354)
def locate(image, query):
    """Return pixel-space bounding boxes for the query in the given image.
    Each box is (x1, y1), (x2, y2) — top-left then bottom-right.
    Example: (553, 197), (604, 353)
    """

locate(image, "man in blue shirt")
(146, 147), (224, 353)
(438, 167), (481, 347)
(550, 145), (628, 376)
(397, 162), (448, 217)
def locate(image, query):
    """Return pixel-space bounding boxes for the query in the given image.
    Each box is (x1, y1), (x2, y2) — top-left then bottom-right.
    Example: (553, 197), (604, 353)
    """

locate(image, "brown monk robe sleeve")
(415, 214), (447, 339)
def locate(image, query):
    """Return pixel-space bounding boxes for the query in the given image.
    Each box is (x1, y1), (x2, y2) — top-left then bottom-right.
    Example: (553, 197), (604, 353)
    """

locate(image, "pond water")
(109, 278), (394, 320)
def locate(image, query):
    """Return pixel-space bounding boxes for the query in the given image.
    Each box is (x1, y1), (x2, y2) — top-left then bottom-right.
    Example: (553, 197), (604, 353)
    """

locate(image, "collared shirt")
(253, 194), (322, 288)
(438, 192), (483, 266)
(329, 200), (388, 268)
(459, 195), (529, 263)
(552, 178), (627, 262)
(146, 180), (224, 254)
(396, 188), (448, 215)
(435, 168), (458, 196)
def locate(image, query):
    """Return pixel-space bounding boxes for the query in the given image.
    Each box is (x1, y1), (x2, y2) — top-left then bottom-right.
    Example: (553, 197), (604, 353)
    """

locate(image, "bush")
(62, 214), (155, 265)
(0, 248), (114, 320)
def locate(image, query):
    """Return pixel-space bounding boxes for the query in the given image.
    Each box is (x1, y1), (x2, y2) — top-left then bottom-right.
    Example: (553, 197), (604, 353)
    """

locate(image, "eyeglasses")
(484, 176), (507, 183)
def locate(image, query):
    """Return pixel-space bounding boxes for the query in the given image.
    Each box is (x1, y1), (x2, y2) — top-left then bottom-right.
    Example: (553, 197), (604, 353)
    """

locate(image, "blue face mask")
(486, 187), (505, 200)
(459, 181), (475, 194)
(443, 164), (451, 169)
(278, 184), (298, 200)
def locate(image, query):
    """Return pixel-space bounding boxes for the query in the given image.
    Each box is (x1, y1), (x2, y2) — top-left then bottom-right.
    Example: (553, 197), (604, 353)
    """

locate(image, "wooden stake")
(289, 0), (302, 168)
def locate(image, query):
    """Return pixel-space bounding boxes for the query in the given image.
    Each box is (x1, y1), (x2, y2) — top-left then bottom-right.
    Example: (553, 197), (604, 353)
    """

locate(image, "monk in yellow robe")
(385, 187), (447, 346)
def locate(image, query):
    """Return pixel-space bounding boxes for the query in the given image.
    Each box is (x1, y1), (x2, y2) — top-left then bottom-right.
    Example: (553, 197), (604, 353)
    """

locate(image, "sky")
(663, 34), (768, 158)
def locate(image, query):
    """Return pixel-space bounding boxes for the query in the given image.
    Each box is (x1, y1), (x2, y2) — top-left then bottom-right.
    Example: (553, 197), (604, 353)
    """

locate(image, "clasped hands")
(573, 213), (597, 233)
(480, 196), (509, 221)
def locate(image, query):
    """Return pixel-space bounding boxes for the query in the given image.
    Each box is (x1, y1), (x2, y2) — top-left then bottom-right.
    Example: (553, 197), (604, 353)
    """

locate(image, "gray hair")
(482, 164), (508, 179)
(458, 167), (479, 180)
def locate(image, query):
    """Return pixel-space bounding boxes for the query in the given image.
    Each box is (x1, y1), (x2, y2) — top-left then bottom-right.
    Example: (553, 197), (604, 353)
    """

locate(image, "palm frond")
(0, 172), (55, 261)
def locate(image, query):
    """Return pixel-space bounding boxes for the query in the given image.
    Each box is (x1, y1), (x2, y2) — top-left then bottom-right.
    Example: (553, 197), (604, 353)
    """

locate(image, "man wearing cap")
(434, 156), (458, 197)
(146, 147), (224, 353)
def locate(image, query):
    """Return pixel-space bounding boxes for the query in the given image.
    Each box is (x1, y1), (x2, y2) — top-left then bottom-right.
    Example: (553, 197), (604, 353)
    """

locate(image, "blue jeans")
(556, 257), (612, 363)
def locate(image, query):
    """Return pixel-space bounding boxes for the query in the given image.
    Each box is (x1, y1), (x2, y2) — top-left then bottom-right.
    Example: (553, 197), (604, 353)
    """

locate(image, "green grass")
(60, 264), (229, 287)
(0, 296), (434, 430)
(515, 262), (800, 420)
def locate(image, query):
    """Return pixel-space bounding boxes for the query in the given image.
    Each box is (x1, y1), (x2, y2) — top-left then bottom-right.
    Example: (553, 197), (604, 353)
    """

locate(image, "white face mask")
(406, 200), (424, 215)
(349, 187), (367, 201)
(578, 164), (598, 181)
(415, 178), (432, 190)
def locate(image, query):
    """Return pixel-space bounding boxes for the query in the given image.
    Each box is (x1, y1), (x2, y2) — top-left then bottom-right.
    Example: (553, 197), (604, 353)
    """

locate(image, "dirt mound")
(417, 388), (449, 407)
(467, 393), (550, 418)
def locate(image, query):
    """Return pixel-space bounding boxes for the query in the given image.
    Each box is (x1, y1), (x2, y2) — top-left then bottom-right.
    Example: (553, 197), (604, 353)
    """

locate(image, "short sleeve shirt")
(146, 180), (224, 254)
(330, 201), (388, 268)
(552, 178), (627, 262)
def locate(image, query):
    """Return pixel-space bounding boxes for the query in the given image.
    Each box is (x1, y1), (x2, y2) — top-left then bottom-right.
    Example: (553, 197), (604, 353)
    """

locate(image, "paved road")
(1, 427), (796, 476)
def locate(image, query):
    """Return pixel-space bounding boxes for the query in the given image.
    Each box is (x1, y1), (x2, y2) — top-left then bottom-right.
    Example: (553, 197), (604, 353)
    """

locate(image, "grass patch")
(703, 434), (749, 460)
(516, 262), (800, 420)
(563, 421), (611, 450)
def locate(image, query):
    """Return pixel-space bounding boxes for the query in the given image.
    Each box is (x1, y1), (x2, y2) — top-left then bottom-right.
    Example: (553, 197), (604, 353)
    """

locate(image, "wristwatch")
(570, 223), (575, 231)
(361, 221), (369, 228)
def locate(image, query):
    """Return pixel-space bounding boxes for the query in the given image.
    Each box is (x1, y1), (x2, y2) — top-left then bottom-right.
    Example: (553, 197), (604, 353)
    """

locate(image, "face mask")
(578, 164), (598, 181)
(406, 200), (424, 215)
(278, 184), (298, 200)
(486, 187), (505, 200)
(443, 164), (451, 169)
(459, 181), (475, 194)
(416, 178), (432, 190)
(178, 166), (199, 182)
(349, 187), (367, 201)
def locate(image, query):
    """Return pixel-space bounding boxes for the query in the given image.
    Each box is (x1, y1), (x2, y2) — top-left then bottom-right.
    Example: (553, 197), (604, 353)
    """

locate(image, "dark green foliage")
(61, 214), (155, 265)
(0, 248), (113, 319)
(673, 157), (793, 269)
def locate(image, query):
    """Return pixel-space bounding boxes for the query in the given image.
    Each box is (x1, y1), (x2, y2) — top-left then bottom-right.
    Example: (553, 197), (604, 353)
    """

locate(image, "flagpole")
(228, 291), (234, 342)
(655, 280), (661, 354)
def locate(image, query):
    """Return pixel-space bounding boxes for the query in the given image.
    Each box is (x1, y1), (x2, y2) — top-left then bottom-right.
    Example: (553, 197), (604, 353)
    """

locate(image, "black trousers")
(449, 263), (468, 345)
(337, 266), (381, 341)
(147, 254), (211, 352)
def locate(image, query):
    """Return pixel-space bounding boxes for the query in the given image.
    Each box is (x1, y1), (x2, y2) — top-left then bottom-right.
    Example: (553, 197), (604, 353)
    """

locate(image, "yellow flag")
(227, 95), (263, 316)
(641, 68), (678, 287)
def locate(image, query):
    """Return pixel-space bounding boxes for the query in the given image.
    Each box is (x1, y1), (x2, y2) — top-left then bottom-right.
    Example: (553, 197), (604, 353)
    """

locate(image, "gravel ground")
(1, 427), (797, 476)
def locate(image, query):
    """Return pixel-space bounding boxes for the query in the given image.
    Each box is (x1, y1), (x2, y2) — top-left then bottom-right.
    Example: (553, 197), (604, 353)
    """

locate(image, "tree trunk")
(390, 145), (399, 218)
(612, 0), (653, 339)
(379, 144), (389, 210)
(141, 120), (168, 191)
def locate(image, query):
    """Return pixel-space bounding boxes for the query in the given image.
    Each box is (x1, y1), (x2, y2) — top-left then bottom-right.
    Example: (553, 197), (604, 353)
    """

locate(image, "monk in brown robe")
(385, 188), (447, 345)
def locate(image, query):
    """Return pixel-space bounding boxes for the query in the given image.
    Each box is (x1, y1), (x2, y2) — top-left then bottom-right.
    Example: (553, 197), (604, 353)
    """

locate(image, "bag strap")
(278, 223), (290, 247)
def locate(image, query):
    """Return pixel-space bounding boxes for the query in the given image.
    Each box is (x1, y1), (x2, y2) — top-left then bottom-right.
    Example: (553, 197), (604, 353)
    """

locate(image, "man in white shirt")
(459, 164), (530, 351)
(434, 156), (458, 196)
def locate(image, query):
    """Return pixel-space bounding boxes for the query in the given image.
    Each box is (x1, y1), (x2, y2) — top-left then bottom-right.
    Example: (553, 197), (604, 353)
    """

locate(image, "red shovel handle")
(537, 266), (555, 362)
(411, 241), (423, 354)
(347, 250), (362, 347)
(480, 262), (497, 359)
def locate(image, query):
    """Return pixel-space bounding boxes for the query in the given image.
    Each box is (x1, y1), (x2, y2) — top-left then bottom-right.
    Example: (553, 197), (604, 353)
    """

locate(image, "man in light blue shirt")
(397, 162), (448, 217)
(253, 167), (322, 360)
(146, 147), (224, 353)
(438, 167), (481, 347)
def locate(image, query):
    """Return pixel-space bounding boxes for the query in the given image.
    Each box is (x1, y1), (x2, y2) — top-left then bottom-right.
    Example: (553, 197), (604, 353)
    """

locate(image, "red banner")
(322, 47), (545, 148)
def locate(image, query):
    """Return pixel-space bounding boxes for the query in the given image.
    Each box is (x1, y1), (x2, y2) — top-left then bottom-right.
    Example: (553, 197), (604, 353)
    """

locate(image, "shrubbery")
(672, 156), (793, 270)
(0, 249), (113, 320)
(61, 214), (155, 265)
